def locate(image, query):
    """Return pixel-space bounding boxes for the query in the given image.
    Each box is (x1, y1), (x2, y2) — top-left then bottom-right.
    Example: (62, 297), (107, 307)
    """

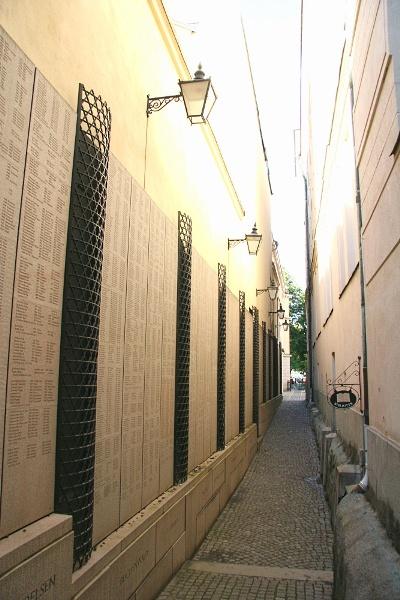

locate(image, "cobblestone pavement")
(157, 391), (333, 599)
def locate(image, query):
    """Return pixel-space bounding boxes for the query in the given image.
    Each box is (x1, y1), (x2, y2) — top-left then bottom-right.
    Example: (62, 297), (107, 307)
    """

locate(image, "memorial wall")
(0, 29), (34, 489)
(0, 26), (75, 537)
(93, 155), (130, 544)
(94, 166), (179, 542)
(259, 323), (264, 404)
(0, 24), (262, 564)
(188, 251), (218, 472)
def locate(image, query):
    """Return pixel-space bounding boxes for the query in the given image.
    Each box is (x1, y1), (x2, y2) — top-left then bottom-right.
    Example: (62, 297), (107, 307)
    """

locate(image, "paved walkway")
(157, 391), (334, 599)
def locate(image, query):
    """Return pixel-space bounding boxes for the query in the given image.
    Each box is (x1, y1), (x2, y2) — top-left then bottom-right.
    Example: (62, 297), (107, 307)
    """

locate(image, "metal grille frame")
(55, 84), (111, 570)
(252, 306), (260, 426)
(174, 212), (192, 484)
(262, 321), (267, 403)
(273, 335), (279, 398)
(239, 291), (246, 433)
(268, 331), (273, 400)
(217, 264), (226, 450)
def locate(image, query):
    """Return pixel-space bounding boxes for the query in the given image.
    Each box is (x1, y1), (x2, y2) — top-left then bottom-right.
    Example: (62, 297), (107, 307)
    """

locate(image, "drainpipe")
(304, 176), (313, 405)
(349, 80), (369, 492)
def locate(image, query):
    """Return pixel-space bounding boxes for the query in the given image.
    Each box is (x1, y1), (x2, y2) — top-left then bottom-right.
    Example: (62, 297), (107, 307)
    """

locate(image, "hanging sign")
(329, 388), (357, 409)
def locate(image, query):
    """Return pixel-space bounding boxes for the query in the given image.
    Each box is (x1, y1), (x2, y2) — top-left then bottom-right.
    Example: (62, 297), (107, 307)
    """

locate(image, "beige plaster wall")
(303, 2), (364, 450)
(305, 0), (400, 459)
(352, 0), (400, 445)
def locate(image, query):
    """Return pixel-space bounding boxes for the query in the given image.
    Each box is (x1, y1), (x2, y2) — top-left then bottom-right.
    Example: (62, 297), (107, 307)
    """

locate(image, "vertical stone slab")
(0, 26), (34, 490)
(225, 291), (239, 443)
(188, 250), (200, 472)
(206, 264), (218, 459)
(245, 312), (253, 427)
(120, 180), (150, 522)
(1, 71), (75, 536)
(142, 201), (165, 506)
(259, 324), (263, 405)
(159, 217), (177, 493)
(93, 155), (130, 544)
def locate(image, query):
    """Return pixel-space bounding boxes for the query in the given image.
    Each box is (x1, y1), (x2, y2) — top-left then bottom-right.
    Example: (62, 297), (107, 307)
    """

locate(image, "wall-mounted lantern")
(256, 283), (279, 300)
(147, 65), (217, 124)
(269, 302), (285, 320)
(228, 223), (262, 256)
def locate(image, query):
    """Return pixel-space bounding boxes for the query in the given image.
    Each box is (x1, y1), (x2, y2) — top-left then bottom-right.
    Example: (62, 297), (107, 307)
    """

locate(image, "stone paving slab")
(157, 392), (333, 599)
(157, 564), (332, 599)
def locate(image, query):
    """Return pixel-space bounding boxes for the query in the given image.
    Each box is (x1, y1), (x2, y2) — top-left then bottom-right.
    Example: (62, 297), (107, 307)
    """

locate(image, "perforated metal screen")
(262, 322), (267, 403)
(239, 291), (246, 433)
(55, 84), (111, 570)
(217, 264), (226, 450)
(174, 212), (192, 484)
(252, 307), (259, 426)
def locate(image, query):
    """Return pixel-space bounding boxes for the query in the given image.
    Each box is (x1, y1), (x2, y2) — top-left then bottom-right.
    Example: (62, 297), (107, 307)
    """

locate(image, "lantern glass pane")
(180, 79), (209, 118)
(246, 234), (262, 255)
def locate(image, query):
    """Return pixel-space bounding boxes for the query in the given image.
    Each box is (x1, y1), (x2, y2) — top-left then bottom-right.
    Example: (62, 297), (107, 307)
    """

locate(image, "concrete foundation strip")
(187, 560), (333, 583)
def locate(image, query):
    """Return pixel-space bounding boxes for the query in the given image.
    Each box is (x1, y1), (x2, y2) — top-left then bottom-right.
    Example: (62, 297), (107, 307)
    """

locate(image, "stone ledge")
(0, 531), (73, 600)
(0, 513), (72, 578)
(334, 494), (400, 600)
(72, 424), (258, 599)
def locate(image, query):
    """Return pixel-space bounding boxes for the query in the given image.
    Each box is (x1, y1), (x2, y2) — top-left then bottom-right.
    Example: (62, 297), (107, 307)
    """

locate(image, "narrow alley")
(157, 391), (334, 600)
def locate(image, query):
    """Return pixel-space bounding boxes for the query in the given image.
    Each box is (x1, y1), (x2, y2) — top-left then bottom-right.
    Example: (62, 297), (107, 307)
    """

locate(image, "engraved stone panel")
(259, 324), (263, 405)
(203, 263), (217, 459)
(159, 217), (177, 493)
(189, 254), (217, 470)
(142, 201), (165, 506)
(188, 251), (200, 472)
(225, 290), (239, 443)
(0, 27), (34, 486)
(120, 179), (150, 523)
(245, 311), (253, 427)
(0, 531), (73, 600)
(1, 70), (75, 536)
(93, 155), (131, 544)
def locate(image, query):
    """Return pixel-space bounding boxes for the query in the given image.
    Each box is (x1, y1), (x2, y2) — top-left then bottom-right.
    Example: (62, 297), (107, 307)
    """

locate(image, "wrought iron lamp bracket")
(147, 94), (182, 116)
(326, 357), (361, 403)
(228, 238), (245, 250)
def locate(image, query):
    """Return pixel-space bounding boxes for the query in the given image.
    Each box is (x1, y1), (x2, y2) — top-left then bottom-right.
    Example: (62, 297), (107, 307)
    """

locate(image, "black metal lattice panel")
(273, 335), (279, 398)
(217, 264), (227, 450)
(239, 291), (246, 433)
(262, 322), (267, 403)
(252, 307), (260, 426)
(55, 84), (111, 570)
(174, 212), (192, 484)
(268, 331), (273, 401)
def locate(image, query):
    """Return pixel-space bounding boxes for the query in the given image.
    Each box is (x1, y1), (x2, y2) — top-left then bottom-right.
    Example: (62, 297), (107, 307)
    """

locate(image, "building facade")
(0, 1), (284, 598)
(302, 0), (400, 561)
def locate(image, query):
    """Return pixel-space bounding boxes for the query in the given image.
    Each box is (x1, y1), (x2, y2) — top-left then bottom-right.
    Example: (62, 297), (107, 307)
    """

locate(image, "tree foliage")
(285, 272), (307, 373)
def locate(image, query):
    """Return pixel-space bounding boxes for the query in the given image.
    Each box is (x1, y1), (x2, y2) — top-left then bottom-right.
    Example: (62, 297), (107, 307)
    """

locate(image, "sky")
(240, 0), (306, 290)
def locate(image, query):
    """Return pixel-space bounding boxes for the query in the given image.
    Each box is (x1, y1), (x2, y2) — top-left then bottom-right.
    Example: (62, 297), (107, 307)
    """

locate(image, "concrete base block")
(367, 426), (400, 552)
(322, 433), (337, 485)
(258, 395), (282, 439)
(0, 514), (73, 600)
(331, 464), (361, 524)
(334, 494), (400, 599)
(336, 464), (362, 501)
(318, 426), (331, 452)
